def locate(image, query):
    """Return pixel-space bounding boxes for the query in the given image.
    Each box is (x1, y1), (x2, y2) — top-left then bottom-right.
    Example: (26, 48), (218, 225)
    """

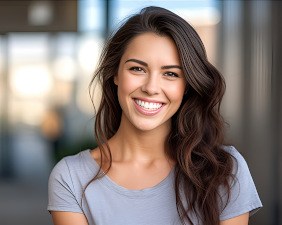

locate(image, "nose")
(141, 74), (161, 95)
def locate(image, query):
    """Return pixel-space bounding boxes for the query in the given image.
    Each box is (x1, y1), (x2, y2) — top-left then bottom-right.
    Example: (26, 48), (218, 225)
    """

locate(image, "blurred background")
(0, 0), (280, 225)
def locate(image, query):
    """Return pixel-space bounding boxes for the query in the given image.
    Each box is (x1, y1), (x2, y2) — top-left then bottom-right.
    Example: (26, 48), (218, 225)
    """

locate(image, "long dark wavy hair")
(89, 6), (234, 225)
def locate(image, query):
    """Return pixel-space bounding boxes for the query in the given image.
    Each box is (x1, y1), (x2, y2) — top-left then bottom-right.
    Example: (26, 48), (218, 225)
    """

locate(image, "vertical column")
(104, 0), (111, 38)
(219, 1), (279, 224)
(271, 2), (282, 224)
(242, 1), (274, 224)
(219, 0), (244, 149)
(0, 34), (13, 178)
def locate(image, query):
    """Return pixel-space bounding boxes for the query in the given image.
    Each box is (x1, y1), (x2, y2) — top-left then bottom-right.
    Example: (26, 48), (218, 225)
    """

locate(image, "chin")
(132, 120), (170, 133)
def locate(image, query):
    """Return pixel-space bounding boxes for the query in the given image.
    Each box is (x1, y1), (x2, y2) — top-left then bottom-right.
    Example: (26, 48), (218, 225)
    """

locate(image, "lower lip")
(133, 100), (164, 116)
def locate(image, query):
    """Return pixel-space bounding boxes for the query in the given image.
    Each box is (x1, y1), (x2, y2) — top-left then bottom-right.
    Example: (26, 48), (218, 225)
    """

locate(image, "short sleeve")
(48, 158), (83, 213)
(219, 146), (262, 221)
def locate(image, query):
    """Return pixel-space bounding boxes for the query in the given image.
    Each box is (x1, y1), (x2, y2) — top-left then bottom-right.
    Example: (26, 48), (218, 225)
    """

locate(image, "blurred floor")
(0, 179), (52, 225)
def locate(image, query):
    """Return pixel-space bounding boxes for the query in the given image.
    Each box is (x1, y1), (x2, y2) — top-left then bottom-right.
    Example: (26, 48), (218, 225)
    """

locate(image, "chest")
(82, 177), (182, 225)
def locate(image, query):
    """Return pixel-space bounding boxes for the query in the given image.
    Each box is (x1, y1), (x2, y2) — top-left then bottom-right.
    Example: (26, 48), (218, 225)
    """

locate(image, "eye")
(164, 71), (179, 78)
(129, 66), (145, 73)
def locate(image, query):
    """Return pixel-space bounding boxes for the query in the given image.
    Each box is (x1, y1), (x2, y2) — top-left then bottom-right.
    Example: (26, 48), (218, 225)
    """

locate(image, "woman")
(48, 6), (262, 225)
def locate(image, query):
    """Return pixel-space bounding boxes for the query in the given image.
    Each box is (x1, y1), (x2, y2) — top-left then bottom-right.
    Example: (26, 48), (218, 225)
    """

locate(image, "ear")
(114, 75), (118, 85)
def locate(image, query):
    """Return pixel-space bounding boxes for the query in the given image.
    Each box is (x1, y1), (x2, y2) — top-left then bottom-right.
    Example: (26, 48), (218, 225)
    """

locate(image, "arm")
(51, 211), (89, 225)
(220, 212), (249, 225)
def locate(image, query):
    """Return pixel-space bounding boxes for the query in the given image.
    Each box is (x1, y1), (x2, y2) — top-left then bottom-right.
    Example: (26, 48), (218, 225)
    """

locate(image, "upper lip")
(133, 97), (165, 104)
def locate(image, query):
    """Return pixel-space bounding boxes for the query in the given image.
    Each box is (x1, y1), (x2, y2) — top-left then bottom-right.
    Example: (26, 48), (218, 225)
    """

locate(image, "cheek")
(116, 77), (138, 109)
(118, 75), (143, 95)
(168, 84), (186, 103)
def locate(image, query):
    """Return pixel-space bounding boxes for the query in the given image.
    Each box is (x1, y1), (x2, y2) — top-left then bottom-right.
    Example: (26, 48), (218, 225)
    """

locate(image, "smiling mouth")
(134, 99), (164, 111)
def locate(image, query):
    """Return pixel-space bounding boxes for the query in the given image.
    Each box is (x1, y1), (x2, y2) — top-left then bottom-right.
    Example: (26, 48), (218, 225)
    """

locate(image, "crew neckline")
(82, 149), (175, 198)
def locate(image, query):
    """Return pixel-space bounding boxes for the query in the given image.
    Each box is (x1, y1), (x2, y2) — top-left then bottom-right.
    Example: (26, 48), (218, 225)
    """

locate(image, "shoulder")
(48, 149), (98, 196)
(48, 149), (98, 213)
(219, 145), (262, 220)
(50, 150), (93, 177)
(222, 145), (251, 179)
(221, 145), (255, 189)
(222, 145), (245, 162)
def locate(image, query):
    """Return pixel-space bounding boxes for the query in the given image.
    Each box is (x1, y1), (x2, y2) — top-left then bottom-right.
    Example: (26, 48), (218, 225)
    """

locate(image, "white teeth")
(135, 99), (163, 111)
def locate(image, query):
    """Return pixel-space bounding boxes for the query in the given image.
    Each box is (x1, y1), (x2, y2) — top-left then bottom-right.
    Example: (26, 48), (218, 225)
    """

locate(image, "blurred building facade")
(219, 1), (281, 224)
(0, 1), (281, 225)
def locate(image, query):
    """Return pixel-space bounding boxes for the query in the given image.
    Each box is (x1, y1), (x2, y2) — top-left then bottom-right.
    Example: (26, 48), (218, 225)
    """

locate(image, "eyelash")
(129, 66), (179, 78)
(129, 66), (145, 72)
(164, 72), (179, 78)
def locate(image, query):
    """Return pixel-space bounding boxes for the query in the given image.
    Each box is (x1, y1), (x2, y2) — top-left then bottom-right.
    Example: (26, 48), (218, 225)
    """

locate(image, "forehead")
(121, 32), (180, 64)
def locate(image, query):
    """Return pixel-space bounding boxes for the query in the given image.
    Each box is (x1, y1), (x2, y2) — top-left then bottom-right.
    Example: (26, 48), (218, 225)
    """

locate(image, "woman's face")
(114, 32), (186, 133)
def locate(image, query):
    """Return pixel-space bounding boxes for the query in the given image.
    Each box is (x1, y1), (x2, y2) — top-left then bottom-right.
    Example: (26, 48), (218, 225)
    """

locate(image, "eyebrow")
(125, 58), (182, 70)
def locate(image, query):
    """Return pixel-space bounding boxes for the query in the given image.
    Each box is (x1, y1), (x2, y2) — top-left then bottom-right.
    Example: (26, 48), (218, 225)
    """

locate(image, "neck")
(108, 115), (171, 162)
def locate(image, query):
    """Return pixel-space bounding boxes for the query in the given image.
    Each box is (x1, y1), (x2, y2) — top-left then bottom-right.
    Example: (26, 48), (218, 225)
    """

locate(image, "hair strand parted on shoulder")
(89, 6), (234, 225)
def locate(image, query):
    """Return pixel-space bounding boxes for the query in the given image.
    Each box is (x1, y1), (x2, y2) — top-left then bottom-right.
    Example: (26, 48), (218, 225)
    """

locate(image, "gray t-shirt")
(48, 146), (262, 225)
